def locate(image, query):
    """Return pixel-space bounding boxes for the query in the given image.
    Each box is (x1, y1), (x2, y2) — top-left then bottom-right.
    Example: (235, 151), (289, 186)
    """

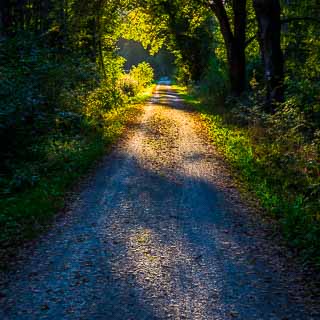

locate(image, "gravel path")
(0, 83), (319, 320)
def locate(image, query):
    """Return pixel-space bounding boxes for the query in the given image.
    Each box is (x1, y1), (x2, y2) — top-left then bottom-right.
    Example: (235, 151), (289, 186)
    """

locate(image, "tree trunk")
(209, 0), (247, 96)
(229, 41), (246, 96)
(253, 0), (284, 110)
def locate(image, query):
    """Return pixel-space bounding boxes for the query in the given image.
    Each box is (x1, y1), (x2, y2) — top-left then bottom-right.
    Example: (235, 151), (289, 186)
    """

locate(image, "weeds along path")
(0, 83), (318, 319)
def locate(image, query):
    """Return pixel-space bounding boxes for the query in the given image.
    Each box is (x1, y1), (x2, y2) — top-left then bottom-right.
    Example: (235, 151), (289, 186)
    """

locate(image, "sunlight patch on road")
(150, 85), (161, 105)
(112, 226), (224, 319)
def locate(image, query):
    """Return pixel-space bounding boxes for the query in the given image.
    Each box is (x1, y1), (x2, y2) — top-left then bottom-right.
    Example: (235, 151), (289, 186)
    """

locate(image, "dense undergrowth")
(0, 97), (151, 252)
(0, 34), (155, 255)
(175, 85), (320, 267)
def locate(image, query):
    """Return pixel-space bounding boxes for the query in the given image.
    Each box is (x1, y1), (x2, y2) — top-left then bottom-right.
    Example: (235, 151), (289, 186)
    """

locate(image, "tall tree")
(253, 0), (284, 110)
(207, 0), (247, 96)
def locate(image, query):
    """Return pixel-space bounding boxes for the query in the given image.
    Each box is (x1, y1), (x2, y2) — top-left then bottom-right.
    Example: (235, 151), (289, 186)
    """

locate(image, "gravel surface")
(0, 83), (319, 320)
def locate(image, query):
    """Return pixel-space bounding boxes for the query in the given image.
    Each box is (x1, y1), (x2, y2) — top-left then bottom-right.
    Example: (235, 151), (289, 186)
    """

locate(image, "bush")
(0, 53), (152, 256)
(0, 35), (98, 163)
(210, 96), (320, 265)
(129, 62), (154, 90)
(199, 56), (228, 102)
(118, 75), (140, 97)
(118, 62), (154, 98)
(82, 79), (125, 128)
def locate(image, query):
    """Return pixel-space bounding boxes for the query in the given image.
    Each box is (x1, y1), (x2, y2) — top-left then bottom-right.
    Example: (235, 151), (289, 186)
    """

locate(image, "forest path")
(0, 83), (318, 320)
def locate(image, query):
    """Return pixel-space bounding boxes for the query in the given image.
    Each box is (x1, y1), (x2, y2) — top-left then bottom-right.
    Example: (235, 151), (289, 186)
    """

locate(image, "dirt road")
(0, 84), (318, 319)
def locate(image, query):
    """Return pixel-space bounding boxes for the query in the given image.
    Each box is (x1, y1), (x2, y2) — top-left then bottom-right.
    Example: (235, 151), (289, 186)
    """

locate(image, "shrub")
(206, 94), (320, 265)
(82, 80), (125, 128)
(118, 75), (140, 97)
(129, 62), (154, 90)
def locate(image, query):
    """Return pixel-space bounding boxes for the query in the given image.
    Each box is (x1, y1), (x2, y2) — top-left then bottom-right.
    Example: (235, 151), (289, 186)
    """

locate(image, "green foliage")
(199, 55), (228, 102)
(0, 77), (151, 252)
(0, 35), (97, 170)
(119, 75), (140, 97)
(117, 39), (176, 79)
(120, 8), (168, 55)
(281, 2), (320, 131)
(122, 1), (215, 83)
(129, 62), (154, 89)
(118, 62), (154, 99)
(0, 23), (153, 255)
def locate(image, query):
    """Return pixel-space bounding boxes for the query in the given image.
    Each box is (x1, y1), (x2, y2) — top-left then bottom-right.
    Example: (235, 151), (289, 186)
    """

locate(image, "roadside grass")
(0, 87), (154, 260)
(173, 85), (320, 267)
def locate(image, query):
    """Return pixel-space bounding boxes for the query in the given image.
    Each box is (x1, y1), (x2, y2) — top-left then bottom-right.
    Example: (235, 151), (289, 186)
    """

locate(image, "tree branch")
(207, 0), (234, 43)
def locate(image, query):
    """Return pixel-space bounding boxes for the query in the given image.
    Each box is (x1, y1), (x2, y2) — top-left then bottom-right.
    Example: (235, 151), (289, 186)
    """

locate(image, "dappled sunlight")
(1, 0), (319, 318)
(97, 85), (298, 319)
(112, 226), (224, 319)
(0, 83), (314, 320)
(124, 85), (223, 185)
